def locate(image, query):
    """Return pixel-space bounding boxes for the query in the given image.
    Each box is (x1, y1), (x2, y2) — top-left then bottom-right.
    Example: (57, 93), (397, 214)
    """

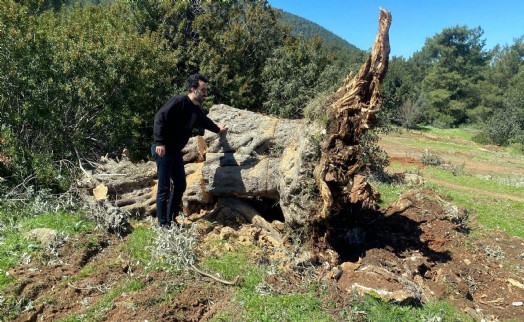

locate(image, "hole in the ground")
(322, 207), (452, 264)
(418, 263), (429, 277)
(244, 197), (285, 223)
(324, 208), (383, 262)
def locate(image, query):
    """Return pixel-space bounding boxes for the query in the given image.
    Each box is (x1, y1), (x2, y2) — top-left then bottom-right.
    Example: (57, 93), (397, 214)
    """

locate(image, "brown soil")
(330, 189), (524, 321)
(5, 228), (236, 322)
(379, 131), (524, 177)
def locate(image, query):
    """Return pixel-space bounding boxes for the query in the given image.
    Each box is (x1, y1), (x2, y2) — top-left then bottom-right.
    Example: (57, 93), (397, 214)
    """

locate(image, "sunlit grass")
(346, 296), (474, 322)
(425, 167), (524, 197)
(426, 183), (524, 239)
(415, 125), (479, 141)
(379, 125), (524, 239)
(371, 181), (409, 208)
(382, 126), (524, 165)
(125, 225), (155, 266)
(0, 212), (94, 289)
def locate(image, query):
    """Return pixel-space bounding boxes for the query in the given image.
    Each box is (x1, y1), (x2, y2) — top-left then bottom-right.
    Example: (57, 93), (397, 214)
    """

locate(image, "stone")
(25, 228), (58, 246)
(219, 226), (237, 240)
(403, 173), (424, 185)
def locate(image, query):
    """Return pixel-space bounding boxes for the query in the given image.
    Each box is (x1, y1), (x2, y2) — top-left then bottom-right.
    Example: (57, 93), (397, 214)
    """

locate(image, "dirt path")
(427, 176), (524, 203)
(379, 132), (524, 177)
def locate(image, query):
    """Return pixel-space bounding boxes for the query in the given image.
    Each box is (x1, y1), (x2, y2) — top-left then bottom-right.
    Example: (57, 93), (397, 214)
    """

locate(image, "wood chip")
(507, 278), (524, 290)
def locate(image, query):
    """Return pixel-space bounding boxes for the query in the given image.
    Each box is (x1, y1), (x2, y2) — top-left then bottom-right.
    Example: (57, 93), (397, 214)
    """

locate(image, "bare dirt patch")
(379, 131), (524, 178)
(325, 189), (524, 321)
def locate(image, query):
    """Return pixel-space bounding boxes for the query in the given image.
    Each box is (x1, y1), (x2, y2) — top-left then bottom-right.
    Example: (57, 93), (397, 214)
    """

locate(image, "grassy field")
(377, 125), (524, 239)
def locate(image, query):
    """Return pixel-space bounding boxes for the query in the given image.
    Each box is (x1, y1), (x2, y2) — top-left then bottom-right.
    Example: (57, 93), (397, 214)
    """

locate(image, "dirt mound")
(328, 189), (524, 321)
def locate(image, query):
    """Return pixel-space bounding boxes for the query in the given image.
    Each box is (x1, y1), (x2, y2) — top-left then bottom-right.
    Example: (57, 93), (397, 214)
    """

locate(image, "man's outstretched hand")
(218, 123), (228, 133)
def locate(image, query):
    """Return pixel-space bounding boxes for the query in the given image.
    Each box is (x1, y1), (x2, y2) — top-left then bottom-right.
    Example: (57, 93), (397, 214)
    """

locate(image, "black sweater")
(153, 95), (220, 151)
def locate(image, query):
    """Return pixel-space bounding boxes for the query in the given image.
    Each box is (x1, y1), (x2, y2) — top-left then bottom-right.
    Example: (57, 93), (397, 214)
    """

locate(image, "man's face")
(193, 80), (208, 104)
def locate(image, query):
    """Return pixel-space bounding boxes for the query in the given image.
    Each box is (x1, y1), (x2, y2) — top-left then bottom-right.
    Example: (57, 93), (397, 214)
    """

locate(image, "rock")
(402, 173), (424, 185)
(25, 228), (58, 246)
(338, 264), (423, 305)
(387, 189), (468, 226)
(219, 226), (237, 240)
(272, 220), (285, 232)
(340, 261), (361, 272)
(328, 267), (343, 280)
(512, 301), (523, 306)
(508, 278), (524, 290)
(351, 282), (417, 305)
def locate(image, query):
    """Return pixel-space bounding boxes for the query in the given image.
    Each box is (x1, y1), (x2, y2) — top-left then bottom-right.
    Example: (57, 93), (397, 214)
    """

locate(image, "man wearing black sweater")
(152, 74), (226, 228)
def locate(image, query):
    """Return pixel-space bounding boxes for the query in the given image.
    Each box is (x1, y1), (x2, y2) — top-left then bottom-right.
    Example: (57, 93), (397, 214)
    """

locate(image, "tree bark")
(316, 8), (391, 220)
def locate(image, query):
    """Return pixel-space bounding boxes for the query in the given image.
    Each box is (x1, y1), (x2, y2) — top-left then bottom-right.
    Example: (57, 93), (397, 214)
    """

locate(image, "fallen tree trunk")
(77, 9), (392, 230)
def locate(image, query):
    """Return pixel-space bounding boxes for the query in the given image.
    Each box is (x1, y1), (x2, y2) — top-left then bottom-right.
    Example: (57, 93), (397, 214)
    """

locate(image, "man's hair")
(187, 73), (208, 91)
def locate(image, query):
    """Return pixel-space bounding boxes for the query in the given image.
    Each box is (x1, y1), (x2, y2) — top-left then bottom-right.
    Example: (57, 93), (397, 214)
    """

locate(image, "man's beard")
(194, 90), (204, 104)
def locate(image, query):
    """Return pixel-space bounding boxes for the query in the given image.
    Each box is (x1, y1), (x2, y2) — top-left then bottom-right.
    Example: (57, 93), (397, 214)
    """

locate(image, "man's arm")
(153, 111), (167, 157)
(196, 108), (227, 134)
(153, 96), (182, 157)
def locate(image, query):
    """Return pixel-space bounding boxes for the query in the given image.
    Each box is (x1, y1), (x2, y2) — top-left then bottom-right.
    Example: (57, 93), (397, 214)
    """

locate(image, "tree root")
(189, 264), (241, 286)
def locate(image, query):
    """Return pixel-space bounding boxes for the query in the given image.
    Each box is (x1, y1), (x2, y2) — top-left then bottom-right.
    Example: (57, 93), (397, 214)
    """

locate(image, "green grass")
(125, 225), (155, 266)
(416, 125), (479, 141)
(384, 126), (524, 165)
(374, 168), (524, 239)
(424, 167), (524, 238)
(426, 167), (524, 197)
(201, 243), (254, 281)
(427, 183), (524, 238)
(0, 211), (95, 289)
(0, 210), (96, 320)
(201, 242), (331, 321)
(371, 181), (409, 208)
(383, 134), (477, 155)
(240, 291), (330, 322)
(345, 296), (474, 322)
(380, 125), (524, 239)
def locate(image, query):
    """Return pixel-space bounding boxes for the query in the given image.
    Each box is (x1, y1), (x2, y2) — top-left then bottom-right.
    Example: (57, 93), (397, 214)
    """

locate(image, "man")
(152, 74), (226, 228)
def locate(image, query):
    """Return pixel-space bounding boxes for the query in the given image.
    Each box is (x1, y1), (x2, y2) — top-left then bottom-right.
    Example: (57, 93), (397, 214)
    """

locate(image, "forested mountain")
(276, 9), (361, 52)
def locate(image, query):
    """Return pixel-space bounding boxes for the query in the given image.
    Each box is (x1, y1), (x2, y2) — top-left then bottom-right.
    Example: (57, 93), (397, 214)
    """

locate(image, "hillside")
(277, 9), (364, 52)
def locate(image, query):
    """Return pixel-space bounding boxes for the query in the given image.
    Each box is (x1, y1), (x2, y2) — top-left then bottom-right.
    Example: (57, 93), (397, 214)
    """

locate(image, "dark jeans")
(151, 144), (186, 227)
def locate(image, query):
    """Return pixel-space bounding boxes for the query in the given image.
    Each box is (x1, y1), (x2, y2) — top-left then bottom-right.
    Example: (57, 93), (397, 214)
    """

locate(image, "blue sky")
(268, 0), (524, 58)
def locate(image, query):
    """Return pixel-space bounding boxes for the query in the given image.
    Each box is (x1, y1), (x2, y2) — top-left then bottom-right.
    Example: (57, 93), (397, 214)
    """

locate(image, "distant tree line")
(381, 26), (524, 149)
